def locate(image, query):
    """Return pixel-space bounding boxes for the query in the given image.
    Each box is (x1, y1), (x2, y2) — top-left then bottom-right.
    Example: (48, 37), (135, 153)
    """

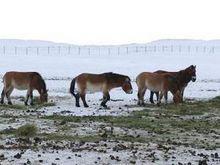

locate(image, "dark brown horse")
(136, 72), (182, 106)
(149, 65), (196, 104)
(1, 72), (48, 105)
(70, 72), (133, 107)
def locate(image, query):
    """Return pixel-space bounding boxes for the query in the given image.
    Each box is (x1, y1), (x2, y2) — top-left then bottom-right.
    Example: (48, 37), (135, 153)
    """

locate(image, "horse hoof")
(8, 102), (12, 105)
(84, 105), (89, 108)
(0, 101), (3, 104)
(30, 103), (34, 106)
(76, 104), (80, 107)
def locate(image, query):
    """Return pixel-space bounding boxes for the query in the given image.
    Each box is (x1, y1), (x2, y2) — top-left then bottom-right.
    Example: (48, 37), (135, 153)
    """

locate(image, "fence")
(0, 45), (218, 55)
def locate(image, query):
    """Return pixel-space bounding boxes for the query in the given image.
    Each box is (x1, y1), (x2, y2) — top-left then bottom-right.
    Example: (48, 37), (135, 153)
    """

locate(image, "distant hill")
(0, 39), (220, 47)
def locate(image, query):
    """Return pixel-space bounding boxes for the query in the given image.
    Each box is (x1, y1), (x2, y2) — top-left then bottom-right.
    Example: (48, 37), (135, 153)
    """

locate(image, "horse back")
(3, 72), (43, 89)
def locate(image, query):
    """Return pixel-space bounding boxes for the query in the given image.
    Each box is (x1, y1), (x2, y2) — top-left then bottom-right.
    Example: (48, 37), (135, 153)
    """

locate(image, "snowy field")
(0, 52), (220, 116)
(0, 43), (220, 165)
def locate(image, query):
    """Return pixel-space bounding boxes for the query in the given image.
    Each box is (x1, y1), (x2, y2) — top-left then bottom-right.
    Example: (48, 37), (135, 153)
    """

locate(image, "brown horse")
(1, 72), (48, 105)
(150, 65), (196, 103)
(70, 72), (133, 107)
(136, 72), (182, 106)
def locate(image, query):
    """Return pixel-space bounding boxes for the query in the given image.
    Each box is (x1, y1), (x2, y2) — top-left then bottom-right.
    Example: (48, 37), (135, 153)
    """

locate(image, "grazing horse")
(136, 72), (182, 106)
(1, 72), (48, 105)
(70, 72), (133, 108)
(149, 65), (197, 104)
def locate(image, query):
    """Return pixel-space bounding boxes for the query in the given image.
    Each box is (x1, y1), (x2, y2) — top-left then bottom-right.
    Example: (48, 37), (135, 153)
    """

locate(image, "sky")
(0, 0), (220, 45)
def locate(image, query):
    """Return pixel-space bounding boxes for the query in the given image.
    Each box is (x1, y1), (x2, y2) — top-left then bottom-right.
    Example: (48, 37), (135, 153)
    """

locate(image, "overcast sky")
(0, 0), (220, 45)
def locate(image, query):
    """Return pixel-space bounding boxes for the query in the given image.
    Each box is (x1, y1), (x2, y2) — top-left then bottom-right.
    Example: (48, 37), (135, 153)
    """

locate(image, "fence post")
(203, 46), (206, 53)
(3, 46), (5, 55)
(78, 47), (80, 55)
(68, 46), (71, 54)
(88, 48), (90, 55)
(179, 45), (181, 53)
(195, 46), (198, 53)
(108, 48), (110, 55)
(15, 47), (17, 55)
(171, 45), (173, 52)
(47, 47), (50, 54)
(37, 47), (39, 55)
(211, 47), (215, 54)
(188, 46), (191, 53)
(58, 46), (61, 55)
(26, 47), (28, 55)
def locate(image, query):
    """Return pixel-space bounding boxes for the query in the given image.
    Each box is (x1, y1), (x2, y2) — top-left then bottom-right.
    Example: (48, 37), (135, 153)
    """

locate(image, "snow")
(0, 39), (220, 164)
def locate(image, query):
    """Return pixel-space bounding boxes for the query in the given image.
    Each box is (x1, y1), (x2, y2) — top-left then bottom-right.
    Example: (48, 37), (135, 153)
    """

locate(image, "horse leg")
(138, 88), (146, 106)
(164, 91), (168, 104)
(75, 93), (80, 107)
(156, 92), (159, 102)
(101, 92), (110, 108)
(80, 93), (89, 108)
(6, 87), (14, 105)
(181, 87), (185, 102)
(157, 91), (164, 106)
(1, 88), (5, 104)
(25, 90), (30, 106)
(149, 91), (154, 104)
(30, 90), (34, 106)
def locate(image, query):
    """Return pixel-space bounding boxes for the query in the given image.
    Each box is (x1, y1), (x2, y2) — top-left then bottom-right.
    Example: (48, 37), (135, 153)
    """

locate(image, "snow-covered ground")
(0, 40), (220, 165)
(0, 52), (220, 116)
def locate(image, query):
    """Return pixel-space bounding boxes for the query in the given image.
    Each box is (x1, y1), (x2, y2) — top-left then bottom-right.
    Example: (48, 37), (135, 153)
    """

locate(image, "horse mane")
(32, 72), (47, 92)
(103, 72), (129, 83)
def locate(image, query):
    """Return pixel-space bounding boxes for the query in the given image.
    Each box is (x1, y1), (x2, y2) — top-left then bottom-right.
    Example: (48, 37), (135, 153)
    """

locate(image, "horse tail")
(70, 78), (77, 97)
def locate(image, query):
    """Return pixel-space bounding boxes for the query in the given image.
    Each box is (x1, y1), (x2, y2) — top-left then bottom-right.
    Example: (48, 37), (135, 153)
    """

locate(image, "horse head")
(40, 89), (48, 103)
(122, 77), (133, 94)
(186, 65), (197, 82)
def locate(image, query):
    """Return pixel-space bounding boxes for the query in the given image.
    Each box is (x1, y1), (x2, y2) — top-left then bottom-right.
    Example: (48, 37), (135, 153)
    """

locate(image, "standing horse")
(136, 72), (182, 106)
(70, 72), (133, 108)
(1, 72), (48, 105)
(149, 65), (196, 104)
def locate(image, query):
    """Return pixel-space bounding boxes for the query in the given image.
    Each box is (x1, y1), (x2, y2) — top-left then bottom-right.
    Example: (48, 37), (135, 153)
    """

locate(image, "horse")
(149, 65), (196, 104)
(1, 72), (48, 105)
(136, 72), (182, 106)
(70, 72), (133, 108)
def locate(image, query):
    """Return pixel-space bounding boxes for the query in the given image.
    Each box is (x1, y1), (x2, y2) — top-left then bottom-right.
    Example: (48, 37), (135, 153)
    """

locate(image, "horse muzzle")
(127, 89), (133, 94)
(192, 76), (196, 82)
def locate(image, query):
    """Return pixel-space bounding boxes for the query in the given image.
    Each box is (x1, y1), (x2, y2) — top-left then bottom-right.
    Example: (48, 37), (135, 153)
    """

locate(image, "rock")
(0, 154), (5, 160)
(214, 153), (219, 158)
(14, 153), (22, 159)
(39, 160), (43, 163)
(198, 160), (207, 165)
(27, 159), (31, 164)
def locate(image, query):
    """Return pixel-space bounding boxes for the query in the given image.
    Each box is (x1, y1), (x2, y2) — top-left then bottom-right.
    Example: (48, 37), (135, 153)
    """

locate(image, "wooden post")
(15, 47), (17, 55)
(108, 48), (111, 55)
(37, 47), (39, 55)
(26, 47), (28, 55)
(3, 46), (5, 55)
(78, 47), (80, 55)
(58, 46), (61, 55)
(68, 46), (71, 54)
